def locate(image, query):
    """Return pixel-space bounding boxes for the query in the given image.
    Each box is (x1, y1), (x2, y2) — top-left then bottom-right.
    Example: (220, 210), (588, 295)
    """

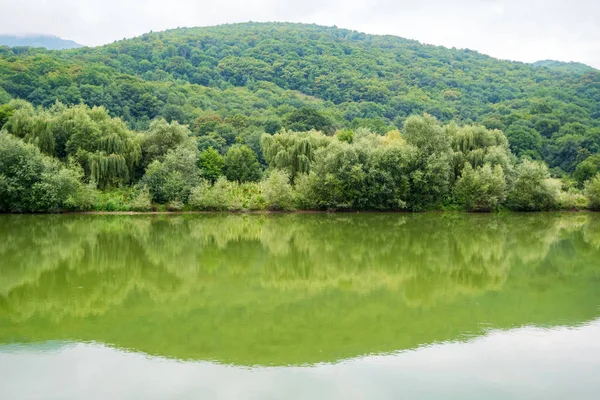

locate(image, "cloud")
(0, 0), (599, 68)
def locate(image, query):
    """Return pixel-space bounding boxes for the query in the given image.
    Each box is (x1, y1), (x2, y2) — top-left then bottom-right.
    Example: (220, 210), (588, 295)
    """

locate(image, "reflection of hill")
(0, 214), (599, 366)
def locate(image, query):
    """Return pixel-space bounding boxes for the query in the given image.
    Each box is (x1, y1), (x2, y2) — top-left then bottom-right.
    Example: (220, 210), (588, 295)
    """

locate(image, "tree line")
(1, 23), (600, 180)
(2, 100), (600, 212)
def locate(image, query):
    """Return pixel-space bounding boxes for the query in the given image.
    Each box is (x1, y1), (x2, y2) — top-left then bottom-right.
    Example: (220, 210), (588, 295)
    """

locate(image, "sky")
(0, 0), (599, 68)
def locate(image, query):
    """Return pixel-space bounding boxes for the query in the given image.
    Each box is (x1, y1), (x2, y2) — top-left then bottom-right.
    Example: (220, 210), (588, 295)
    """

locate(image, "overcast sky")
(1, 0), (599, 68)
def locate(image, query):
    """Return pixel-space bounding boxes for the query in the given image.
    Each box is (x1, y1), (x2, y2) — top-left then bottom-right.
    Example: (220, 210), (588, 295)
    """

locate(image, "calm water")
(0, 213), (599, 399)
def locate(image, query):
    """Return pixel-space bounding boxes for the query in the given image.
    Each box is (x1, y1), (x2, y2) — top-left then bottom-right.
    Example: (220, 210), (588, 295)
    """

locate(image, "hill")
(1, 22), (600, 177)
(532, 60), (597, 75)
(0, 34), (82, 50)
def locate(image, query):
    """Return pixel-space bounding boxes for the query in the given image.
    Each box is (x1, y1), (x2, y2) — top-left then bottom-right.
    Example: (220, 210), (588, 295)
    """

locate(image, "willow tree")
(63, 105), (141, 188)
(450, 124), (513, 180)
(2, 101), (57, 155)
(261, 130), (330, 182)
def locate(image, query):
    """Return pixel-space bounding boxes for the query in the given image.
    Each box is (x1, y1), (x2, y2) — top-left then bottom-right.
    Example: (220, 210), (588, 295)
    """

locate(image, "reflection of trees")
(0, 213), (599, 365)
(1, 213), (600, 320)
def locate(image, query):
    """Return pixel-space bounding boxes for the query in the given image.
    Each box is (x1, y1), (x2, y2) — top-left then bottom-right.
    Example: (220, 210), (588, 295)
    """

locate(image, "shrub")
(189, 178), (230, 211)
(558, 188), (588, 210)
(506, 160), (560, 211)
(130, 187), (153, 211)
(454, 163), (506, 212)
(262, 170), (294, 211)
(585, 174), (600, 210)
(0, 133), (88, 212)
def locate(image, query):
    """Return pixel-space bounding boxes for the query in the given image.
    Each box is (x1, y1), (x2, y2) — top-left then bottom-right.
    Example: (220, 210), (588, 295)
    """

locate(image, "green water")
(1, 213), (599, 399)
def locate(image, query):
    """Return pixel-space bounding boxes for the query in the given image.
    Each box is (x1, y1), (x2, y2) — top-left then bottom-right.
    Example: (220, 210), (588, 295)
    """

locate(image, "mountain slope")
(532, 60), (597, 75)
(1, 22), (599, 173)
(0, 34), (82, 50)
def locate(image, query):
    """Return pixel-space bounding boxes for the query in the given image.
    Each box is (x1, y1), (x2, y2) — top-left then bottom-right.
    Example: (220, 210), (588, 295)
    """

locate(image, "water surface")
(1, 213), (599, 399)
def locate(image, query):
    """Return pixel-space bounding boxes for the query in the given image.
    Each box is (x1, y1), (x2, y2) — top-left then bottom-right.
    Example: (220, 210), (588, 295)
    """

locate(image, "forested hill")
(532, 60), (597, 75)
(1, 22), (600, 176)
(0, 35), (82, 50)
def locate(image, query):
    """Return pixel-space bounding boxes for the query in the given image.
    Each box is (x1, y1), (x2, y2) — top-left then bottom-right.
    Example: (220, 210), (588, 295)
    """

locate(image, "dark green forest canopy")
(1, 22), (600, 175)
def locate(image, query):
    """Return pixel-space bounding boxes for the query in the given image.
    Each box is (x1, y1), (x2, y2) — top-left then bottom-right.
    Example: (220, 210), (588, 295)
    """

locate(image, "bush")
(64, 181), (99, 211)
(0, 133), (88, 212)
(130, 187), (153, 211)
(454, 163), (506, 212)
(558, 188), (588, 210)
(506, 160), (561, 211)
(262, 170), (294, 211)
(139, 143), (201, 203)
(189, 178), (230, 211)
(585, 174), (600, 210)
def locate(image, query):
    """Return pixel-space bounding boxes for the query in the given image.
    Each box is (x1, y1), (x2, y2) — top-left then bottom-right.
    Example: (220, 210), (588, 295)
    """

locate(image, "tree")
(584, 174), (600, 210)
(141, 118), (191, 168)
(454, 163), (507, 211)
(403, 114), (453, 210)
(505, 123), (542, 159)
(224, 145), (261, 183)
(0, 133), (92, 212)
(262, 170), (294, 210)
(262, 131), (330, 182)
(139, 143), (200, 203)
(284, 107), (334, 133)
(574, 154), (600, 186)
(506, 160), (560, 211)
(198, 147), (224, 183)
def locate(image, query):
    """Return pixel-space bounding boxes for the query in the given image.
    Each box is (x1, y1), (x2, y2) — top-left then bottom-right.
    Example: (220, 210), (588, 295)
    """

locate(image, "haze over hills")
(0, 34), (82, 50)
(1, 22), (600, 177)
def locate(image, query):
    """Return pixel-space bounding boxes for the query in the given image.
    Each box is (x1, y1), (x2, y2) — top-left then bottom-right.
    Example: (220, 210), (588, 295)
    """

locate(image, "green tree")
(0, 133), (92, 212)
(454, 163), (507, 211)
(507, 160), (560, 211)
(262, 131), (330, 182)
(139, 143), (200, 203)
(284, 107), (334, 133)
(574, 154), (600, 186)
(141, 118), (191, 168)
(403, 114), (453, 210)
(224, 145), (261, 183)
(198, 147), (224, 183)
(262, 170), (294, 211)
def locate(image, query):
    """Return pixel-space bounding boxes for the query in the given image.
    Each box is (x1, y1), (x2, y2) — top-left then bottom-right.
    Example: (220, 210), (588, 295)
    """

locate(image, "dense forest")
(1, 22), (600, 212)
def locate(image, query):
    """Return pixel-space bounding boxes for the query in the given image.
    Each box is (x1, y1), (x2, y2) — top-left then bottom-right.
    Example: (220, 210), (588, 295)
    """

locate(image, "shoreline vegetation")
(2, 103), (600, 214)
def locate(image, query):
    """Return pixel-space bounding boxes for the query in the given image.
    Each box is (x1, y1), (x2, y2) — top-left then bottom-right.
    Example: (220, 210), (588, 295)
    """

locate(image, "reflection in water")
(1, 213), (600, 399)
(2, 320), (600, 400)
(0, 213), (599, 369)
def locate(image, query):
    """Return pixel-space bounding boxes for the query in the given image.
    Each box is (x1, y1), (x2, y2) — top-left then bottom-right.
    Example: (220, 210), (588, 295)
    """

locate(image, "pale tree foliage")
(585, 174), (600, 210)
(4, 101), (141, 188)
(507, 160), (561, 211)
(454, 163), (507, 211)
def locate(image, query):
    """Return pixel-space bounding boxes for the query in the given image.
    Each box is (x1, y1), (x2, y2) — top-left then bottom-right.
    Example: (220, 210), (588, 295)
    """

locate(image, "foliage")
(130, 186), (153, 211)
(506, 160), (561, 211)
(262, 130), (330, 182)
(585, 174), (600, 210)
(262, 170), (294, 211)
(224, 145), (261, 183)
(198, 146), (224, 182)
(139, 143), (200, 203)
(0, 132), (88, 212)
(0, 22), (598, 177)
(140, 118), (191, 169)
(454, 163), (507, 211)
